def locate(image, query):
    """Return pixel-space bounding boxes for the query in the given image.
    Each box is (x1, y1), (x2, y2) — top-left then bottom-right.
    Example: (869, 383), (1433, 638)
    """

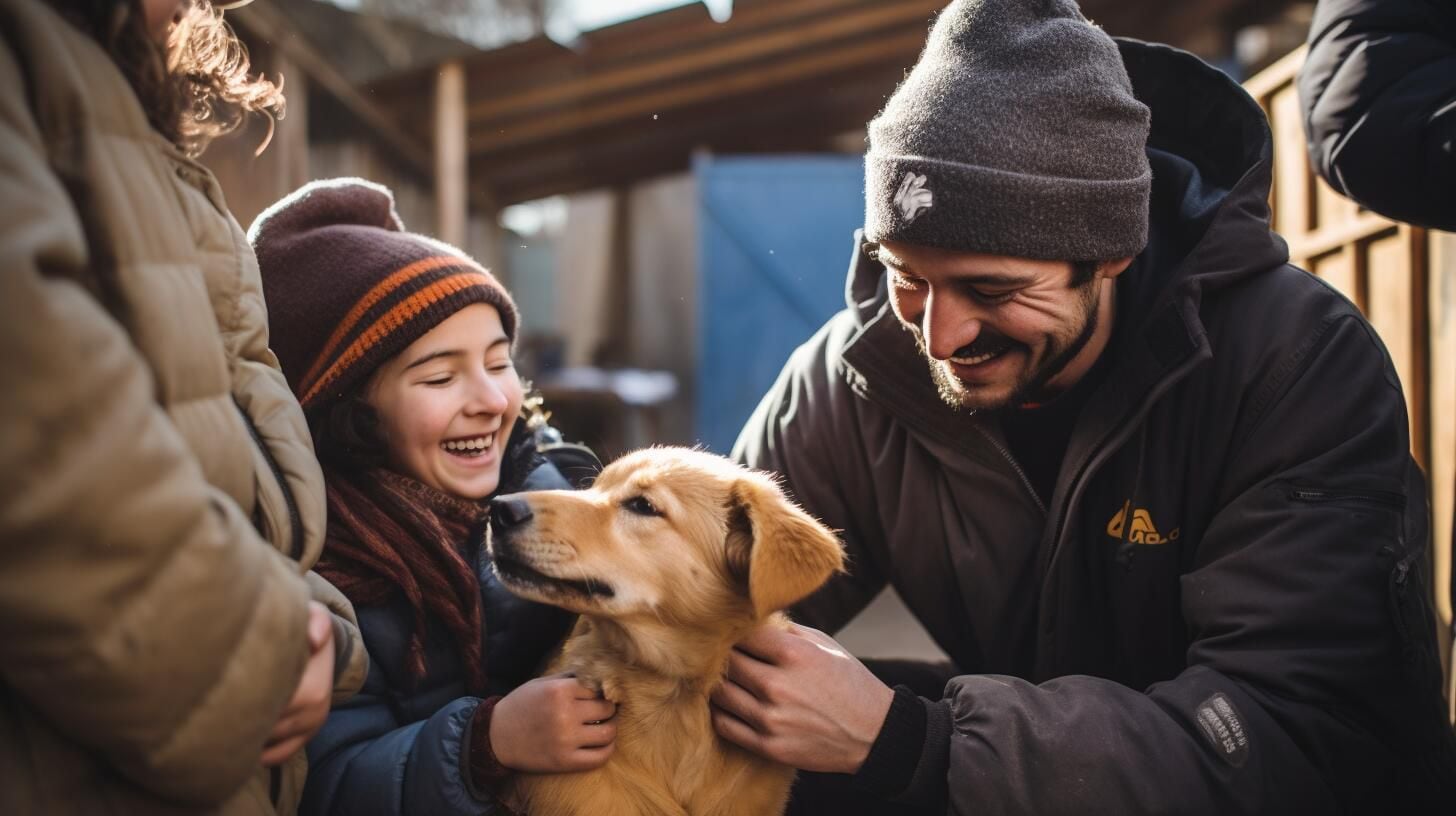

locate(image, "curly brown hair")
(46, 0), (285, 156)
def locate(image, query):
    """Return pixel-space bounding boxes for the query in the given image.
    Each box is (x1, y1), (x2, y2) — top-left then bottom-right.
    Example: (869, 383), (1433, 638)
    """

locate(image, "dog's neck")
(564, 615), (760, 699)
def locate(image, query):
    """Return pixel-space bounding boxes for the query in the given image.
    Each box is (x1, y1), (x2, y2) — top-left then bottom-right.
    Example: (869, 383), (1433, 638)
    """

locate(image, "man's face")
(876, 240), (1123, 411)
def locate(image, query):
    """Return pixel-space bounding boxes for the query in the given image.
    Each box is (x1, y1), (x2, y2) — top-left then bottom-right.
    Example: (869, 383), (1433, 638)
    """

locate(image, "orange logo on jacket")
(1106, 500), (1181, 545)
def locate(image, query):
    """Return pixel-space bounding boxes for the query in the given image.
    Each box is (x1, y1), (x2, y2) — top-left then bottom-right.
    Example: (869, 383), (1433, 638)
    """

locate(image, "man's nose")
(923, 290), (982, 360)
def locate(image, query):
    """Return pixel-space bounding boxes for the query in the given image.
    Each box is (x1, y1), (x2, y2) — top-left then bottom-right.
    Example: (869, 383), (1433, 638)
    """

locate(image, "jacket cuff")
(463, 696), (513, 798)
(852, 686), (951, 808)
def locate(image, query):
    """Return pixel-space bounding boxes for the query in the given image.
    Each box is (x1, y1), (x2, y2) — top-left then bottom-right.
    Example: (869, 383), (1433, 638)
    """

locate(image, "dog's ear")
(725, 474), (845, 618)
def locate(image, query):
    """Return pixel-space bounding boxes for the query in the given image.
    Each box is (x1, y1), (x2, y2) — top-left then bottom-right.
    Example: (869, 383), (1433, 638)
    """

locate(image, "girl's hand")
(490, 674), (617, 773)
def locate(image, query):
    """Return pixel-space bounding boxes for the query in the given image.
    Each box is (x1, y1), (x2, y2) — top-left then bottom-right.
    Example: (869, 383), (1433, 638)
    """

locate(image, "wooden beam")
(435, 60), (468, 247)
(483, 71), (895, 204)
(465, 1), (940, 125)
(372, 0), (914, 141)
(230, 3), (434, 178)
(469, 28), (927, 156)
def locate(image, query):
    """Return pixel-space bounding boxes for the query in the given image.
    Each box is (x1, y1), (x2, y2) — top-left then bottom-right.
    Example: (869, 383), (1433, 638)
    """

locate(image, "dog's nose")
(490, 496), (534, 530)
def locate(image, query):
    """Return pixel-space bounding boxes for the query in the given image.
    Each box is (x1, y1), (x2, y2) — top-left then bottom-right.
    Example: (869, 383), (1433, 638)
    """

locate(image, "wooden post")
(435, 60), (468, 248)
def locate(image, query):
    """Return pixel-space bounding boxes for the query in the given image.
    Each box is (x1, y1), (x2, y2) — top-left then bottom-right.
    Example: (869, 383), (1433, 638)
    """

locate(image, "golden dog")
(486, 446), (845, 816)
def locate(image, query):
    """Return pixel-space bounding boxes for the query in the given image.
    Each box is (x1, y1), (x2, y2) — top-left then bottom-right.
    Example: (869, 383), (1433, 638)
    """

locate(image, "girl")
(252, 177), (616, 815)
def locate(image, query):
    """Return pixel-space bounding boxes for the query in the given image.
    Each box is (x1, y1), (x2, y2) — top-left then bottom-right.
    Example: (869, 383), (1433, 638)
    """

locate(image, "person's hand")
(710, 623), (893, 774)
(491, 675), (617, 773)
(261, 601), (335, 766)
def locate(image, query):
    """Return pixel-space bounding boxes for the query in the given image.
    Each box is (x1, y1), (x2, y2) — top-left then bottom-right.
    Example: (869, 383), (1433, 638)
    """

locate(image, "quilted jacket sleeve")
(215, 185), (368, 701)
(0, 36), (313, 805)
(301, 670), (505, 816)
(1297, 0), (1456, 230)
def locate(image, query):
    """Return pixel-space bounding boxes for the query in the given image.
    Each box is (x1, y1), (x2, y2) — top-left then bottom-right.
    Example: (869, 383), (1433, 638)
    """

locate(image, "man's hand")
(261, 601), (335, 767)
(710, 623), (893, 774)
(491, 675), (618, 773)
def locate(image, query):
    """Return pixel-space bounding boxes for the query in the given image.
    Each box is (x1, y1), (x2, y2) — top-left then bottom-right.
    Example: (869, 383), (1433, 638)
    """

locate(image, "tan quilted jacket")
(0, 1), (366, 812)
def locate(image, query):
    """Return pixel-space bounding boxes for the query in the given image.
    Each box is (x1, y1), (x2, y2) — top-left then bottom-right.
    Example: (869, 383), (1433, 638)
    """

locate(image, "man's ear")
(724, 474), (845, 619)
(1101, 256), (1135, 280)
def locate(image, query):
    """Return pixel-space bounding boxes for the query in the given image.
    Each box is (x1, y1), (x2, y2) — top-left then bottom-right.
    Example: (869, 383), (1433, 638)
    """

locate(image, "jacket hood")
(847, 39), (1289, 320)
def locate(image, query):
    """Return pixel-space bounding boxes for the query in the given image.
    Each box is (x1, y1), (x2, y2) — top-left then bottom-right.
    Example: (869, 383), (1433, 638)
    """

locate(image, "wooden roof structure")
(230, 0), (1294, 213)
(359, 0), (1288, 208)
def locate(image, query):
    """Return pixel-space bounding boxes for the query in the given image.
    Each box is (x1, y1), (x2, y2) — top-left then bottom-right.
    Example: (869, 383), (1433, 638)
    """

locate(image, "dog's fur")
(487, 447), (845, 816)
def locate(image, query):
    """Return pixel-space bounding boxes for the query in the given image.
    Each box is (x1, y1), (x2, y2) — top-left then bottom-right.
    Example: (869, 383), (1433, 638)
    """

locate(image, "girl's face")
(365, 303), (523, 500)
(141, 0), (186, 42)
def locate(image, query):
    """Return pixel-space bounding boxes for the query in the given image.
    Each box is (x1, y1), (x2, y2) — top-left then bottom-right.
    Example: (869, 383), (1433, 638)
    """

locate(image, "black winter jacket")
(737, 40), (1456, 814)
(1297, 0), (1456, 230)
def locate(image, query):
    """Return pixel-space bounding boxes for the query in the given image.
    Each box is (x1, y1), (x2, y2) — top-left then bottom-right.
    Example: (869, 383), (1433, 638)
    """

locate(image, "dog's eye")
(622, 496), (662, 517)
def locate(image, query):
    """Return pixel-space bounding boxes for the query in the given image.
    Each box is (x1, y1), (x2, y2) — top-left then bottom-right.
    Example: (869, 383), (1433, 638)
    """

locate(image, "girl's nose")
(464, 373), (509, 415)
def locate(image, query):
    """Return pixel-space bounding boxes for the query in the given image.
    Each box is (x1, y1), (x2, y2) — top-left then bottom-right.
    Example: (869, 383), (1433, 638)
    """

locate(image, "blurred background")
(204, 0), (1453, 683)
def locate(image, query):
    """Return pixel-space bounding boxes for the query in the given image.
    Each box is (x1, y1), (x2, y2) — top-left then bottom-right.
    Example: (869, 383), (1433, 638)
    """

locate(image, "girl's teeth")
(441, 434), (495, 453)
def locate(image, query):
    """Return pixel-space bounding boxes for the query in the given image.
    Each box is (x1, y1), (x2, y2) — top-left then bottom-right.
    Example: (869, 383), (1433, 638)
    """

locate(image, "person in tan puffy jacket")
(0, 1), (367, 813)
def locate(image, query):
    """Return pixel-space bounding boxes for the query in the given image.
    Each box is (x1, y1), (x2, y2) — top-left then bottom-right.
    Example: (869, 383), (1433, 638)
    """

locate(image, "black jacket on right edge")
(1297, 0), (1456, 230)
(736, 40), (1456, 814)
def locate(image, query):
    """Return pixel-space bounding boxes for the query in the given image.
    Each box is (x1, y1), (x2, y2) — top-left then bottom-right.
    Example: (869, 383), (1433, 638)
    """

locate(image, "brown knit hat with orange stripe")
(250, 178), (517, 416)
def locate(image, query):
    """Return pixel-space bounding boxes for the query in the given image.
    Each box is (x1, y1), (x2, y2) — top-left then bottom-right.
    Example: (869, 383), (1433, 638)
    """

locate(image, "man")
(1, 1), (365, 813)
(713, 0), (1456, 812)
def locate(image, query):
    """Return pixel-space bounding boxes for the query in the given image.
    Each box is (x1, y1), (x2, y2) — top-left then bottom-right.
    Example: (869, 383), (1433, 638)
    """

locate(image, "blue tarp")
(695, 154), (865, 453)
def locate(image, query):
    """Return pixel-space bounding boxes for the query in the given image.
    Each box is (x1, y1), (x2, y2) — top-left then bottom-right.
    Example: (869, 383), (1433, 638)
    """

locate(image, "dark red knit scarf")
(318, 467), (489, 695)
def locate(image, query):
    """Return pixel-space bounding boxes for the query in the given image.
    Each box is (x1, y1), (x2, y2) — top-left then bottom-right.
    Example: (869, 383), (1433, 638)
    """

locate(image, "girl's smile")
(365, 303), (523, 500)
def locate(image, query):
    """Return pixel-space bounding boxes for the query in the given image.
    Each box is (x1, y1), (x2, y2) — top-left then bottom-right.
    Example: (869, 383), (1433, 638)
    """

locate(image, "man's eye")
(622, 496), (662, 517)
(973, 289), (1016, 305)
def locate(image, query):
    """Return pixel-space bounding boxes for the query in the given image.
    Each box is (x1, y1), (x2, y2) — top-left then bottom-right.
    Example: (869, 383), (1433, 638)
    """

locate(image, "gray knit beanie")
(865, 0), (1151, 260)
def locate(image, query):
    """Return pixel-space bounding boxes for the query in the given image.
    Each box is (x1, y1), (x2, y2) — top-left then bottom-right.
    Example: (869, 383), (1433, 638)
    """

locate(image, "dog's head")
(487, 447), (844, 628)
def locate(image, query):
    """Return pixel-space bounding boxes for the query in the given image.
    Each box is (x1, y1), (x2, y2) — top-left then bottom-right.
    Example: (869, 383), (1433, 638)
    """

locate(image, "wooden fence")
(1245, 47), (1456, 717)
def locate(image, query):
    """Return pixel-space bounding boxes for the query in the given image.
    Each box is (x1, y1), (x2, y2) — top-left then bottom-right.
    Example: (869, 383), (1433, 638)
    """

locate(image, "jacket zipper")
(234, 397), (305, 560)
(1042, 346), (1206, 577)
(972, 423), (1047, 515)
(1286, 487), (1404, 508)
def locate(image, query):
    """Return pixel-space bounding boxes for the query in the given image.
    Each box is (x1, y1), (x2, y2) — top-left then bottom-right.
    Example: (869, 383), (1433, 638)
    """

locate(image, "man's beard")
(911, 283), (1101, 412)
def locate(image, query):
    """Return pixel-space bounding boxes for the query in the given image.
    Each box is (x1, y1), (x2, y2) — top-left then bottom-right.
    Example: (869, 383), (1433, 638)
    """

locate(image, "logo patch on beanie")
(894, 172), (933, 224)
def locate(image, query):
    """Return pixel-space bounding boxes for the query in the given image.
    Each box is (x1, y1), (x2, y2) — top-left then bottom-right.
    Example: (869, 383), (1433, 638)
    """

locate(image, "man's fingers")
(724, 646), (777, 698)
(711, 706), (766, 755)
(710, 677), (767, 729)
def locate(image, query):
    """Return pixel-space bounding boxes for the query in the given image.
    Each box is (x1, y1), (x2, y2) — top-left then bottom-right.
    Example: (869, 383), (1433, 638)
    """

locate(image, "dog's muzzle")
(490, 496), (534, 531)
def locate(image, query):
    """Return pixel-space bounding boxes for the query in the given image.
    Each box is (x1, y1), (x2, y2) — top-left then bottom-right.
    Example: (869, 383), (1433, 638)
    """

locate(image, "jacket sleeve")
(0, 40), (312, 805)
(915, 314), (1454, 814)
(301, 666), (504, 816)
(1296, 0), (1456, 230)
(212, 183), (369, 702)
(733, 314), (890, 633)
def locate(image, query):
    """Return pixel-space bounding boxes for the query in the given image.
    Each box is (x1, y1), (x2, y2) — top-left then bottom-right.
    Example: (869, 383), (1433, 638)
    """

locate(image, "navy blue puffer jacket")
(299, 453), (584, 815)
